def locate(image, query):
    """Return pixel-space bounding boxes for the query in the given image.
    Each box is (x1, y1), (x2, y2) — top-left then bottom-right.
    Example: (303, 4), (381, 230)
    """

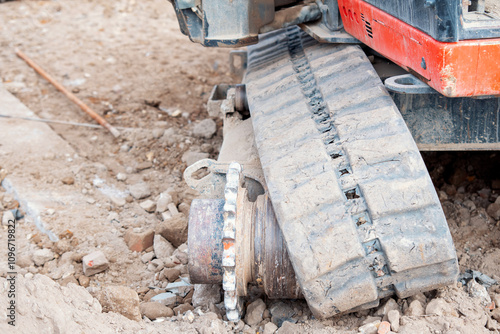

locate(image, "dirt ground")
(1, 1), (500, 333)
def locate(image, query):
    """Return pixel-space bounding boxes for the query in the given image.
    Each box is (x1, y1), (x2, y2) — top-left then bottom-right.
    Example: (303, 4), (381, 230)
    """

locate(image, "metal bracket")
(300, 21), (360, 44)
(316, 0), (343, 31)
(183, 159), (266, 198)
(207, 84), (235, 118)
(229, 51), (248, 77)
(384, 74), (437, 94)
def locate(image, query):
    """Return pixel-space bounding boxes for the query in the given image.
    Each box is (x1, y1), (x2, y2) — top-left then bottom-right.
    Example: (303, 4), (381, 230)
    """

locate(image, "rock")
(491, 308), (500, 322)
(181, 151), (209, 166)
(275, 321), (300, 333)
(163, 256), (180, 268)
(141, 251), (155, 263)
(155, 213), (188, 248)
(173, 244), (189, 264)
(234, 320), (245, 332)
(377, 321), (391, 334)
(151, 292), (177, 306)
(193, 119), (217, 139)
(61, 176), (75, 185)
(152, 259), (165, 269)
(467, 279), (492, 306)
(264, 322), (278, 334)
(463, 199), (476, 211)
(178, 202), (190, 215)
(128, 182), (151, 200)
(270, 302), (295, 327)
(245, 299), (266, 326)
(160, 128), (178, 145)
(136, 161), (153, 171)
(408, 293), (427, 305)
(156, 193), (173, 213)
(161, 211), (172, 221)
(387, 310), (400, 332)
(32, 249), (55, 266)
(487, 203), (500, 220)
(96, 285), (141, 321)
(53, 240), (72, 256)
(116, 172), (127, 181)
(362, 316), (382, 325)
(478, 188), (491, 199)
(124, 229), (155, 252)
(164, 187), (179, 205)
(82, 251), (109, 276)
(192, 284), (222, 308)
(200, 143), (213, 153)
(152, 128), (165, 139)
(17, 254), (32, 268)
(358, 321), (380, 334)
(140, 302), (174, 319)
(425, 298), (456, 317)
(144, 289), (162, 302)
(374, 298), (399, 316)
(442, 184), (457, 196)
(449, 168), (467, 187)
(140, 199), (156, 212)
(168, 203), (179, 215)
(120, 144), (130, 152)
(78, 275), (90, 287)
(60, 274), (79, 286)
(438, 190), (448, 201)
(109, 195), (126, 207)
(185, 310), (196, 323)
(405, 300), (424, 317)
(154, 234), (175, 259)
(487, 317), (498, 330)
(2, 210), (14, 226)
(492, 294), (500, 308)
(173, 303), (194, 315)
(161, 268), (181, 282)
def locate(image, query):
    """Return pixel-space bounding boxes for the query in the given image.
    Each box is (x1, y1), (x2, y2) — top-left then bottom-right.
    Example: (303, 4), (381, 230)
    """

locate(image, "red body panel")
(338, 0), (500, 97)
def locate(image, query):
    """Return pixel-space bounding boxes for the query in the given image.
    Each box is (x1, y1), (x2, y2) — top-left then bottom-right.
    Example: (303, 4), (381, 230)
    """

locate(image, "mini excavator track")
(243, 27), (458, 319)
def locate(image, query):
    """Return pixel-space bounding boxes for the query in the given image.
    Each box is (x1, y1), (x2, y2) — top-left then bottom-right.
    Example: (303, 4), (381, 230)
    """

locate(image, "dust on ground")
(1, 1), (500, 333)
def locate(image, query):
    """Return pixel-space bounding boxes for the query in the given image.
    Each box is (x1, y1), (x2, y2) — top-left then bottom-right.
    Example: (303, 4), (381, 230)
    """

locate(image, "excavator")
(169, 0), (500, 321)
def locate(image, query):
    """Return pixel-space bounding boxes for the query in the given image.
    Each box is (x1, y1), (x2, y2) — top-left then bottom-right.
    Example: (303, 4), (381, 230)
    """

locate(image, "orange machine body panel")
(338, 0), (500, 97)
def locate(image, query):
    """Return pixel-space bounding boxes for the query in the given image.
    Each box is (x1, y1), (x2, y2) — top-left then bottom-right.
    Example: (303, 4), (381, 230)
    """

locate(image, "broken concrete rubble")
(193, 118), (217, 139)
(125, 228), (155, 252)
(140, 199), (156, 212)
(129, 182), (152, 200)
(95, 285), (142, 321)
(32, 248), (55, 266)
(151, 292), (177, 306)
(153, 234), (175, 259)
(192, 284), (222, 308)
(155, 213), (188, 248)
(82, 250), (109, 276)
(140, 302), (174, 320)
(245, 298), (266, 326)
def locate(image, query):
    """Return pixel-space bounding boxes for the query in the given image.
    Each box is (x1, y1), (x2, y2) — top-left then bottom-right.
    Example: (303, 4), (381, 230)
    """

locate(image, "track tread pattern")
(245, 27), (458, 319)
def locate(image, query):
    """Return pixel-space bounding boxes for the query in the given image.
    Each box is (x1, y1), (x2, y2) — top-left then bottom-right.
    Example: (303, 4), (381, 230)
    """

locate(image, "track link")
(244, 27), (458, 318)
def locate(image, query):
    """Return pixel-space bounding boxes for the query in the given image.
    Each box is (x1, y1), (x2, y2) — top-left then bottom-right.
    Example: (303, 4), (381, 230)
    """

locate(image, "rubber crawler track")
(244, 27), (458, 318)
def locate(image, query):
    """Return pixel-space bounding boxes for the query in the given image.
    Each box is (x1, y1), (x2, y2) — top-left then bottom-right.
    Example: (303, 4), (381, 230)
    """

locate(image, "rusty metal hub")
(188, 163), (301, 320)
